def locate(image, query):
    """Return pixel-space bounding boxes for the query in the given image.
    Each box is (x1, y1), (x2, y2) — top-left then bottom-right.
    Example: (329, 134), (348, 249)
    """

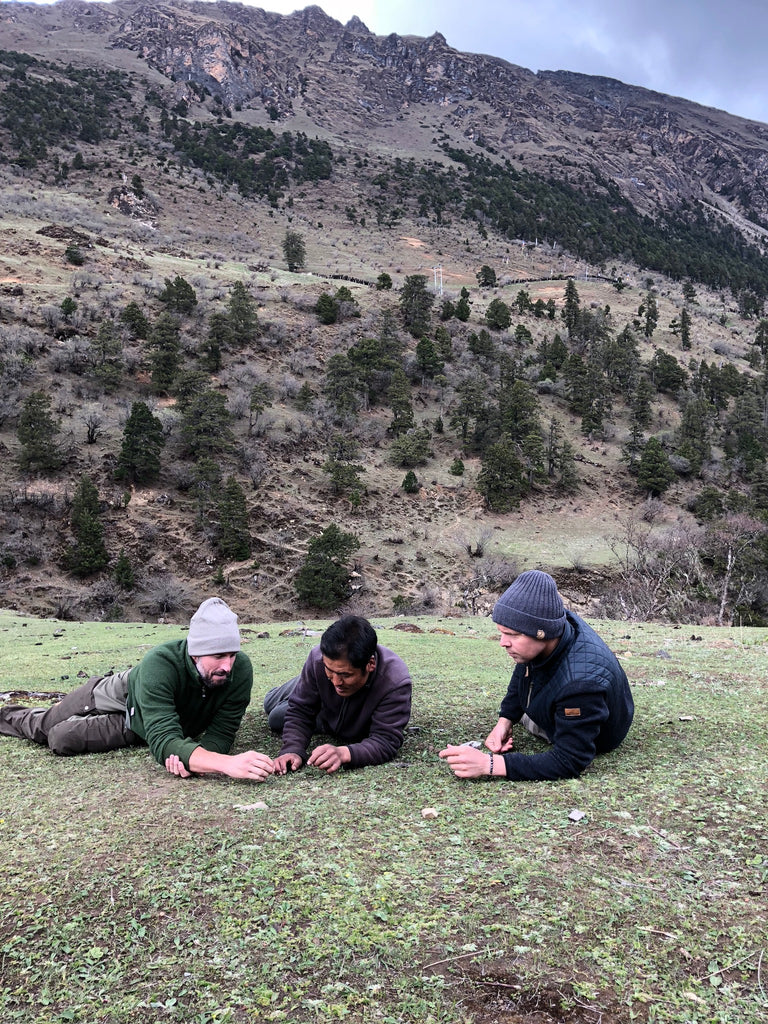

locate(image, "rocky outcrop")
(2, 0), (768, 227)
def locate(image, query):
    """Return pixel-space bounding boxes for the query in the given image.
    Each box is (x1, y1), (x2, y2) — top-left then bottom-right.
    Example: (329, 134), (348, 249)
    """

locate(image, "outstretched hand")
(225, 750), (274, 781)
(307, 743), (350, 774)
(438, 744), (492, 779)
(273, 752), (304, 775)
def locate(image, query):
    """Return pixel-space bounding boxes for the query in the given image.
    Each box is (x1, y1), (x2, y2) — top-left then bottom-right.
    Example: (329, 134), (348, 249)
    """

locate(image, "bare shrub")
(476, 554), (519, 591)
(603, 513), (709, 621)
(238, 445), (268, 488)
(137, 576), (194, 617)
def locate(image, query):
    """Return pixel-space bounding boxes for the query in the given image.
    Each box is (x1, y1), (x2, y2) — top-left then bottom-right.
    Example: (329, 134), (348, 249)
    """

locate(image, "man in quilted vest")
(440, 570), (634, 781)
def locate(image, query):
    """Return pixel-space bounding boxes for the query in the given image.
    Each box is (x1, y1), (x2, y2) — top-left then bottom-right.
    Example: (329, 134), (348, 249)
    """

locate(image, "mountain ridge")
(1, 0), (768, 626)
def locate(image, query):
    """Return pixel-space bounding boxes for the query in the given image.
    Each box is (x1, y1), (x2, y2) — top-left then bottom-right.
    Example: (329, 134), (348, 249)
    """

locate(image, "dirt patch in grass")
(442, 961), (628, 1023)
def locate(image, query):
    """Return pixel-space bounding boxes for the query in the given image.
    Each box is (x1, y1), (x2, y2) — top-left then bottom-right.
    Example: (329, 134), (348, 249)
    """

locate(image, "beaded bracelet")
(488, 752), (494, 777)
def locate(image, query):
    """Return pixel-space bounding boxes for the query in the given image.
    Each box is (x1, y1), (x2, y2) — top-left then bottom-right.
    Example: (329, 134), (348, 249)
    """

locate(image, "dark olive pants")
(0, 672), (140, 755)
(262, 676), (300, 732)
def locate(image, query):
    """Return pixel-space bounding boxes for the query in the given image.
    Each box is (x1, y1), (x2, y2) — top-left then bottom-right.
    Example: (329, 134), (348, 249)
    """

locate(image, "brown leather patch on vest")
(564, 707), (581, 717)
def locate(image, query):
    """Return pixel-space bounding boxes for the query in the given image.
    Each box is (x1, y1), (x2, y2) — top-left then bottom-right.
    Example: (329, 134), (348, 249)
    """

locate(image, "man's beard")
(201, 669), (231, 688)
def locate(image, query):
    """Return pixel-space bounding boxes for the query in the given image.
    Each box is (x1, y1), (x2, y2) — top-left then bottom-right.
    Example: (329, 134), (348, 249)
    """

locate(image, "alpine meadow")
(0, 2), (767, 1023)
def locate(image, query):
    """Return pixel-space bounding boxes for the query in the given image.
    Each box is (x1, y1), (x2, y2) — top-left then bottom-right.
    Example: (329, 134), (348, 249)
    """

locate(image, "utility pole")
(432, 265), (443, 296)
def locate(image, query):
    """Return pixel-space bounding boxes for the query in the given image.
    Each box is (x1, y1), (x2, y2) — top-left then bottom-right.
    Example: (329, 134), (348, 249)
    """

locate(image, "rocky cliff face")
(3, 0), (768, 230)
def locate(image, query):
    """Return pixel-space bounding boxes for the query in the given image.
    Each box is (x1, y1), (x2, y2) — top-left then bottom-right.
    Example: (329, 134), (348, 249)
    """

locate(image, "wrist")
(488, 752), (494, 777)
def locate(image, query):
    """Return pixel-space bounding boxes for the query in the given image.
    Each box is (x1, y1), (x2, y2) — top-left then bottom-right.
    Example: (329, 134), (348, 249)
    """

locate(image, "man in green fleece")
(0, 598), (273, 782)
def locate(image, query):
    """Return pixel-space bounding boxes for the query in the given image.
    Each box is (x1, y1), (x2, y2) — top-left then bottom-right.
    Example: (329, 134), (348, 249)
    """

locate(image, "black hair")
(320, 615), (377, 669)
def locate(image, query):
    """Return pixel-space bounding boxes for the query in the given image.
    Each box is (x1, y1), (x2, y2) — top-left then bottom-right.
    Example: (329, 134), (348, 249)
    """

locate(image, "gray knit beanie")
(187, 598), (241, 655)
(492, 570), (566, 639)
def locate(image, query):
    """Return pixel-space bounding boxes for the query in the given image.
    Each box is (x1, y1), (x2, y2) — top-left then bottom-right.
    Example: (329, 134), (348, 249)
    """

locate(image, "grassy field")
(1, 610), (767, 1023)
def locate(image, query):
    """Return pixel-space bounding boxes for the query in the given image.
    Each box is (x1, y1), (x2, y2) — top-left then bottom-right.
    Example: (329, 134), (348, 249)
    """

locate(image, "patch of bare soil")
(448, 961), (629, 1024)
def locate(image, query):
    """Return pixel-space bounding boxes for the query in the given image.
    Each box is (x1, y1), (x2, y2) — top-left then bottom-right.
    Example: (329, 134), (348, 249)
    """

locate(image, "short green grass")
(1, 611), (767, 1023)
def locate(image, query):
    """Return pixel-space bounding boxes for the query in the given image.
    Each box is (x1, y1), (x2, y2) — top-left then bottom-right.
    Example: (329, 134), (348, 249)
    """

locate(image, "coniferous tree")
(322, 434), (365, 500)
(146, 312), (182, 394)
(227, 281), (259, 347)
(282, 230), (306, 272)
(389, 426), (431, 467)
(637, 437), (675, 496)
(66, 475), (108, 577)
(115, 401), (165, 485)
(316, 292), (339, 325)
(679, 307), (692, 350)
(201, 312), (232, 371)
(88, 319), (123, 392)
(476, 264), (497, 287)
(557, 440), (579, 493)
(562, 278), (581, 338)
(119, 301), (150, 340)
(387, 366), (415, 436)
(217, 476), (251, 560)
(676, 396), (713, 475)
(499, 378), (540, 442)
(180, 390), (234, 460)
(455, 287), (471, 322)
(399, 274), (435, 338)
(477, 441), (527, 512)
(114, 549), (135, 590)
(630, 376), (655, 430)
(294, 523), (360, 609)
(323, 353), (361, 417)
(639, 288), (659, 338)
(415, 336), (442, 381)
(172, 369), (211, 414)
(485, 298), (511, 330)
(402, 470), (419, 493)
(17, 392), (63, 473)
(159, 275), (197, 314)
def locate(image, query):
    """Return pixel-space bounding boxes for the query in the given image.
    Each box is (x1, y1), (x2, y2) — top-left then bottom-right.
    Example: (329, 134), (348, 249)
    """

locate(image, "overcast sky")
(19, 0), (768, 124)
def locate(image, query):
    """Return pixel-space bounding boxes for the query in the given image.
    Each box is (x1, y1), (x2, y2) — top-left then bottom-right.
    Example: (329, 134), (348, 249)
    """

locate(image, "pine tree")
(217, 477), (251, 560)
(476, 264), (497, 287)
(119, 301), (150, 340)
(159, 275), (197, 314)
(477, 441), (527, 512)
(485, 298), (511, 330)
(562, 279), (581, 338)
(387, 366), (415, 436)
(201, 312), (232, 371)
(322, 434), (365, 500)
(17, 392), (62, 473)
(115, 401), (165, 485)
(114, 549), (135, 590)
(323, 353), (361, 417)
(639, 288), (659, 338)
(679, 307), (692, 350)
(557, 440), (579, 494)
(637, 437), (675, 496)
(227, 281), (259, 347)
(402, 470), (419, 493)
(294, 524), (360, 609)
(399, 274), (435, 337)
(455, 287), (471, 322)
(88, 319), (123, 391)
(66, 476), (108, 577)
(282, 230), (306, 272)
(180, 390), (234, 460)
(415, 336), (443, 380)
(146, 312), (181, 394)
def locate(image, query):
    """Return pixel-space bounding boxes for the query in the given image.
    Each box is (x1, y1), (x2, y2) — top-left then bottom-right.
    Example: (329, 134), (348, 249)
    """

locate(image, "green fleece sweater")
(126, 639), (253, 769)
